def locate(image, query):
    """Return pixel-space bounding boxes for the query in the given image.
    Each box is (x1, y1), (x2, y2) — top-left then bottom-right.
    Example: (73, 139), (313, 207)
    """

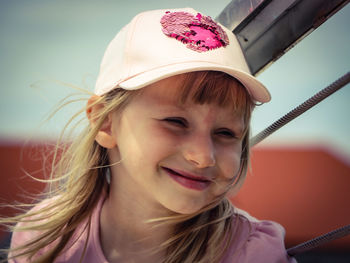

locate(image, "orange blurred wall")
(231, 146), (350, 249)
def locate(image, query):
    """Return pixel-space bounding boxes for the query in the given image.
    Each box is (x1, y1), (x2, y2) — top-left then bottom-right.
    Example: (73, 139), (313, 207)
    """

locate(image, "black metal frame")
(217, 0), (349, 75)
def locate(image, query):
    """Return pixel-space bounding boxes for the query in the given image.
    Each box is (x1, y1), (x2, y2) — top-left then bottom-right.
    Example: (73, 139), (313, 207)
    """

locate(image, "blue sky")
(0, 1), (349, 160)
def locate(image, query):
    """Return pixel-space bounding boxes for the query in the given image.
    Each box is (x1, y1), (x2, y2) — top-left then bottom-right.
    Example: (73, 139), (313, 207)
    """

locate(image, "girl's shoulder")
(221, 207), (297, 263)
(9, 197), (59, 262)
(9, 196), (105, 263)
(10, 197), (59, 243)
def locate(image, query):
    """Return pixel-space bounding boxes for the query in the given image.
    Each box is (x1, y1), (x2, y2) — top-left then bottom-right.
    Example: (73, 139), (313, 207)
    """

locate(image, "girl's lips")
(162, 167), (211, 191)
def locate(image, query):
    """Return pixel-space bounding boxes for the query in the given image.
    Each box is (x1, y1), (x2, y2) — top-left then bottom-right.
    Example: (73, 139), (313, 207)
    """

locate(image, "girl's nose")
(183, 135), (216, 168)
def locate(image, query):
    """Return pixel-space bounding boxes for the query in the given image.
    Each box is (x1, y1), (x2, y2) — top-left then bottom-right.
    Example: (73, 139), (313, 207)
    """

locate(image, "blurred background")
(1, 0), (349, 262)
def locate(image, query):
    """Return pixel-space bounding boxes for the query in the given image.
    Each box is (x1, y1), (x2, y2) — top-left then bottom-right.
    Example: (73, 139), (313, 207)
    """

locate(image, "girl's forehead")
(133, 78), (247, 125)
(137, 73), (252, 116)
(134, 75), (188, 107)
(143, 75), (186, 97)
(134, 83), (245, 123)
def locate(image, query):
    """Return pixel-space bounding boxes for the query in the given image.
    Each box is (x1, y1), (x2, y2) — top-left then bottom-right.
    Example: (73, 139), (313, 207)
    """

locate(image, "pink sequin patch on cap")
(160, 11), (229, 52)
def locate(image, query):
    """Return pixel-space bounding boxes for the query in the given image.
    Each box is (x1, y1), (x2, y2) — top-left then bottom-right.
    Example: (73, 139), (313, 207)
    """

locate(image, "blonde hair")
(2, 71), (255, 263)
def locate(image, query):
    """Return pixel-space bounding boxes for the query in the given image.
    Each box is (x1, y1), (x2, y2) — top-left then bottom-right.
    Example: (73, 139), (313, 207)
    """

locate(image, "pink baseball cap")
(94, 8), (271, 103)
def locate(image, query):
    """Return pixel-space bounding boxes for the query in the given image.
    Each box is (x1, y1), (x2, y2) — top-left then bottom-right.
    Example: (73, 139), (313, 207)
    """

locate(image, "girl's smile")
(107, 75), (245, 215)
(161, 166), (212, 191)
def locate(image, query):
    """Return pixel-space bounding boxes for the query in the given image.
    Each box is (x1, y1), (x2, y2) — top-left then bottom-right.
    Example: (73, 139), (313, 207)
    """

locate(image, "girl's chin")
(159, 197), (210, 216)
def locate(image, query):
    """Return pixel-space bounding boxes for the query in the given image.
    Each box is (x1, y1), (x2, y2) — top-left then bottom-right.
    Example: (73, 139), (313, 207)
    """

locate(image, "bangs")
(176, 71), (255, 124)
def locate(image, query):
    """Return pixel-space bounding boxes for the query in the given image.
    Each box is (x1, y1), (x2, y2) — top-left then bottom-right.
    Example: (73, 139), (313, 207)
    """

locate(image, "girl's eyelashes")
(215, 129), (238, 139)
(163, 117), (188, 128)
(161, 118), (240, 139)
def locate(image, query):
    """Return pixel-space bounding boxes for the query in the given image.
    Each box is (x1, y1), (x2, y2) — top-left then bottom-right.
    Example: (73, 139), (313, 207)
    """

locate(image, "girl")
(4, 8), (296, 263)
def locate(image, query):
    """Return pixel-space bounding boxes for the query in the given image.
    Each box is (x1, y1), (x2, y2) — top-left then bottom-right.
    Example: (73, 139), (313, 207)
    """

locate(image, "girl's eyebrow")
(220, 115), (246, 133)
(152, 99), (187, 111)
(158, 104), (245, 130)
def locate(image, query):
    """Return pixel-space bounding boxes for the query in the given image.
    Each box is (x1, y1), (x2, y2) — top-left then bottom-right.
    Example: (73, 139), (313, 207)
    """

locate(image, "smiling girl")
(4, 8), (296, 263)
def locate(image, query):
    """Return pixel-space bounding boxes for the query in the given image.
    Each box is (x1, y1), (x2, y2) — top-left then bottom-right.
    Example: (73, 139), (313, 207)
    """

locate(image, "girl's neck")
(99, 176), (173, 263)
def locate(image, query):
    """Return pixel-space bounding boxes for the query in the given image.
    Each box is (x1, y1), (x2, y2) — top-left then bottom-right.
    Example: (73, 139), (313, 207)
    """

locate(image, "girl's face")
(108, 75), (245, 215)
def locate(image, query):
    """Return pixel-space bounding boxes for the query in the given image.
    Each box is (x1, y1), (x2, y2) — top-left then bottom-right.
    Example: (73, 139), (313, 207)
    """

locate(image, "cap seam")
(124, 13), (143, 81)
(116, 60), (246, 83)
(112, 60), (225, 87)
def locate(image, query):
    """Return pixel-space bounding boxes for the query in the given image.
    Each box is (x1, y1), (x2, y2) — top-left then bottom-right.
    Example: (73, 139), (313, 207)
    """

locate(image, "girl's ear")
(86, 95), (116, 149)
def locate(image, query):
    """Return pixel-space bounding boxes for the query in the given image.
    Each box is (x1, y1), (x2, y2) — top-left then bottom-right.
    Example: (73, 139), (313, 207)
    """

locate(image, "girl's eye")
(163, 117), (188, 128)
(216, 129), (237, 139)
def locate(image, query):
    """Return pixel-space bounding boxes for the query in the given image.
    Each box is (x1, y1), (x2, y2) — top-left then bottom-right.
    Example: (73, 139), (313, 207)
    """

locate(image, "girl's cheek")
(218, 149), (242, 179)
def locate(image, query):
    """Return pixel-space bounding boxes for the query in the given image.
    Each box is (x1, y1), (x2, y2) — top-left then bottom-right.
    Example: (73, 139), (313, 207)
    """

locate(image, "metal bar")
(287, 224), (350, 256)
(251, 72), (350, 146)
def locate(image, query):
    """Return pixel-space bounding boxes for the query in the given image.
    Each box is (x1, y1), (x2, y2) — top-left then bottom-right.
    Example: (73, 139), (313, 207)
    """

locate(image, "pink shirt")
(10, 197), (296, 263)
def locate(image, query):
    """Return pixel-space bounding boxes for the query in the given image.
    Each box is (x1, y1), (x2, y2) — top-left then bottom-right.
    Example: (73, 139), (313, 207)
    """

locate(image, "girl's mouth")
(162, 167), (211, 191)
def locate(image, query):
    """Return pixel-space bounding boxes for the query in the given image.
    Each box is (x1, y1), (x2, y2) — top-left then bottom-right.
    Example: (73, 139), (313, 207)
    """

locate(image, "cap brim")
(119, 62), (271, 103)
